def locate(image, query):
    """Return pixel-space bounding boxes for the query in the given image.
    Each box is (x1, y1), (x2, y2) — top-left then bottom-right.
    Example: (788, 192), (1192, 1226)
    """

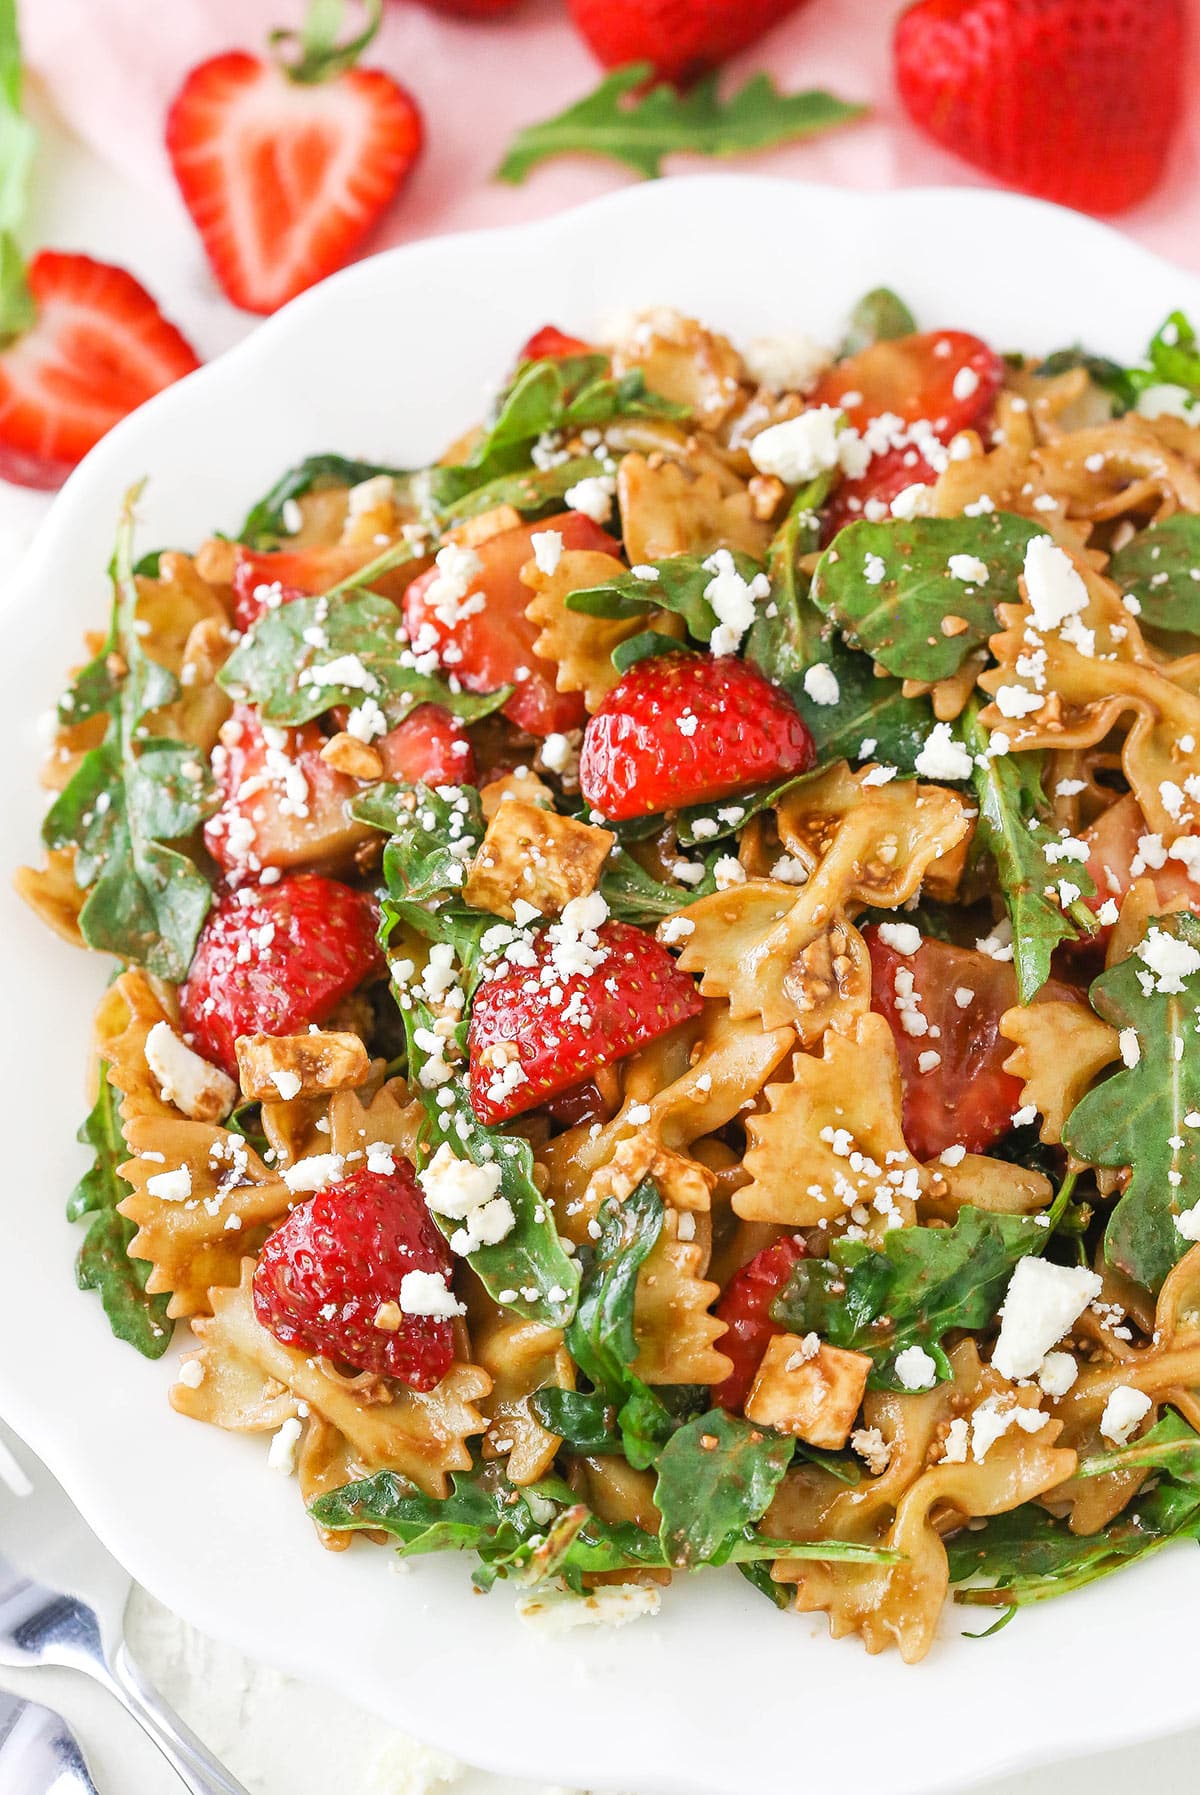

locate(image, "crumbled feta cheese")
(1099, 1384), (1152, 1446)
(564, 474), (616, 524)
(713, 855), (746, 890)
(399, 1268), (466, 1320)
(282, 1152), (345, 1195)
(146, 1165), (192, 1203)
(890, 482), (935, 521)
(176, 1359), (205, 1390)
(850, 1426), (891, 1475)
(418, 1142), (502, 1219)
(952, 365), (980, 402)
(1037, 1351), (1079, 1398)
(742, 331), (831, 393)
(1137, 925), (1200, 994)
(144, 1022), (238, 1122)
(991, 1257), (1102, 1380)
(530, 529), (564, 575)
(749, 406), (851, 483)
(1023, 535), (1089, 634)
(941, 1417), (969, 1463)
(877, 921), (921, 955)
(993, 684), (1045, 719)
(267, 1416), (303, 1475)
(1118, 1028), (1141, 1069)
(270, 1069), (303, 1101)
(914, 721), (973, 782)
(702, 548), (769, 656)
(940, 1144), (967, 1168)
(947, 553), (989, 584)
(970, 1395), (1049, 1462)
(1175, 1206), (1200, 1242)
(863, 552), (887, 586)
(894, 1345), (937, 1390)
(660, 915), (696, 944)
(803, 662), (840, 707)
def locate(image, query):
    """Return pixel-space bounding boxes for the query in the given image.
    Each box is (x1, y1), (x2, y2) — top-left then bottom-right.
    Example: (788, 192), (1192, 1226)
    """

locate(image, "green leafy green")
(566, 549), (766, 650)
(1108, 514), (1200, 636)
(433, 455), (606, 529)
(352, 781), (484, 906)
(773, 1207), (1046, 1388)
(949, 1478), (1200, 1609)
(497, 63), (866, 184)
(964, 701), (1096, 1003)
(611, 629), (696, 674)
(0, 0), (35, 342)
(674, 770), (821, 848)
(839, 288), (916, 357)
(219, 588), (510, 727)
(1077, 1409), (1200, 1485)
(1036, 311), (1200, 419)
(654, 1409), (794, 1569)
(42, 492), (217, 979)
(745, 483), (933, 774)
(311, 1464), (547, 1561)
(598, 847), (715, 924)
(68, 1067), (173, 1358)
(530, 1387), (622, 1454)
(811, 511), (1042, 682)
(1063, 913), (1200, 1292)
(1035, 347), (1140, 414)
(238, 454), (411, 549)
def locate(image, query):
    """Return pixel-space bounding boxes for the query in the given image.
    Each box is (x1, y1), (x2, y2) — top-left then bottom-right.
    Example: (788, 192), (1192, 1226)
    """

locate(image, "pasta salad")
(21, 295), (1200, 1659)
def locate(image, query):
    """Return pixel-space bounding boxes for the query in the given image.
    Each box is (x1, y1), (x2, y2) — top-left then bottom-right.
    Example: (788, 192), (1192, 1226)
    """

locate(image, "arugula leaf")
(42, 491), (216, 979)
(1035, 347), (1139, 414)
(1077, 1409), (1200, 1485)
(598, 848), (715, 923)
(219, 589), (510, 727)
(611, 629), (696, 674)
(655, 1409), (794, 1568)
(773, 1207), (1046, 1388)
(674, 770), (821, 848)
(530, 1388), (622, 1454)
(68, 1067), (173, 1359)
(433, 454), (607, 529)
(1143, 309), (1200, 396)
(839, 288), (917, 357)
(353, 781), (484, 906)
(310, 1464), (546, 1560)
(1108, 514), (1200, 636)
(568, 1179), (680, 1468)
(949, 1479), (1200, 1609)
(1062, 913), (1200, 1292)
(1035, 312), (1200, 419)
(239, 454), (411, 549)
(964, 701), (1096, 1003)
(566, 550), (766, 649)
(811, 511), (1042, 682)
(497, 63), (866, 184)
(744, 483), (933, 774)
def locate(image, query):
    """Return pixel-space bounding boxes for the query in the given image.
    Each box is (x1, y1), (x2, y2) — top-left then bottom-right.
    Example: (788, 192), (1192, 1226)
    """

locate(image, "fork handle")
(105, 1642), (252, 1795)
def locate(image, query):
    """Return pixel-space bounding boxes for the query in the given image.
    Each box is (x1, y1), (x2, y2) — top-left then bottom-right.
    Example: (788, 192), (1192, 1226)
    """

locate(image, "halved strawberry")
(232, 541), (420, 631)
(517, 324), (595, 363)
(811, 329), (1003, 438)
(204, 705), (366, 874)
(166, 6), (423, 316)
(253, 1165), (458, 1389)
(0, 253), (200, 491)
(403, 511), (616, 737)
(181, 872), (382, 1076)
(821, 443), (940, 542)
(467, 916), (701, 1124)
(579, 653), (815, 822)
(711, 1236), (806, 1413)
(1081, 792), (1198, 938)
(376, 704), (476, 786)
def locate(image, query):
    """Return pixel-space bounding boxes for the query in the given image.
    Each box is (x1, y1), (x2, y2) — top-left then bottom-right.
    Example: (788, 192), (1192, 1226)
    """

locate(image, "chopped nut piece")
(748, 474), (786, 521)
(320, 731), (384, 780)
(745, 1333), (872, 1449)
(940, 613), (970, 637)
(235, 1030), (371, 1103)
(464, 797), (614, 921)
(374, 1301), (402, 1331)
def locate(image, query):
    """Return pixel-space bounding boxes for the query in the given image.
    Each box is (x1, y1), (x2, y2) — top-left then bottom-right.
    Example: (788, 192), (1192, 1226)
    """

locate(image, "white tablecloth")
(5, 77), (1199, 1795)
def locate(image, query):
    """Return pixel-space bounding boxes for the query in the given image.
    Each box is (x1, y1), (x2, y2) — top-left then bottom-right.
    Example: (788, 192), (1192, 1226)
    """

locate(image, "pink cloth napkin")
(23, 0), (1200, 296)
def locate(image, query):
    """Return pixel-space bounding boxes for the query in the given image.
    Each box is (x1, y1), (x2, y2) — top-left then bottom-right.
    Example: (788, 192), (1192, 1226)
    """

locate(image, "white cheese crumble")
(702, 548), (770, 656)
(564, 474), (616, 524)
(146, 1165), (192, 1202)
(894, 1345), (937, 1390)
(270, 1069), (303, 1101)
(267, 1416), (303, 1475)
(748, 406), (858, 483)
(530, 529), (564, 576)
(282, 1152), (345, 1195)
(1037, 1351), (1079, 1398)
(1136, 925), (1200, 994)
(914, 721), (973, 782)
(803, 662), (840, 706)
(417, 1142), (515, 1256)
(742, 331), (831, 393)
(1099, 1384), (1152, 1446)
(144, 1022), (237, 1122)
(990, 1257), (1102, 1381)
(947, 553), (989, 584)
(877, 921), (921, 955)
(398, 1268), (466, 1320)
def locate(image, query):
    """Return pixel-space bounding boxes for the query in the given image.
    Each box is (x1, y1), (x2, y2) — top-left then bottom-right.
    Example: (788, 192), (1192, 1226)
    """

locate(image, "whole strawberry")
(253, 1166), (459, 1389)
(894, 0), (1185, 216)
(569, 0), (807, 83)
(579, 652), (815, 822)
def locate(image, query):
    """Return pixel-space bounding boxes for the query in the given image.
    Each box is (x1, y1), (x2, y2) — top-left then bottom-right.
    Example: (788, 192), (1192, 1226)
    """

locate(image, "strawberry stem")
(269, 0), (383, 85)
(0, 0), (36, 344)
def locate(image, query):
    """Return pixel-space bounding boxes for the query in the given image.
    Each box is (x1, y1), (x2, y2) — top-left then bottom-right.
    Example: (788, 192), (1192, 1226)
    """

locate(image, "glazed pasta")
(23, 294), (1200, 1656)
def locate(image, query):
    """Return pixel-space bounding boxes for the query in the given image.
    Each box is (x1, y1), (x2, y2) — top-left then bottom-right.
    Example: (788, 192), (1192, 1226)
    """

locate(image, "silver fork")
(0, 1687), (102, 1795)
(0, 1431), (251, 1795)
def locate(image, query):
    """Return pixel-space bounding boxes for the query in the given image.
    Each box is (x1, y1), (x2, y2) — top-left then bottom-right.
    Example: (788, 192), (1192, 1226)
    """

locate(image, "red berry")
(894, 0), (1185, 216)
(253, 1166), (457, 1389)
(517, 324), (595, 363)
(181, 874), (382, 1077)
(468, 918), (701, 1124)
(569, 0), (807, 82)
(204, 706), (363, 875)
(376, 704), (476, 787)
(711, 1236), (806, 1412)
(0, 253), (199, 492)
(579, 653), (815, 822)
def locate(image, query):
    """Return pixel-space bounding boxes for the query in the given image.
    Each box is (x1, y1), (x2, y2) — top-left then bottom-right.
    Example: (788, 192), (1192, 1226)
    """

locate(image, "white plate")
(2, 177), (1199, 1795)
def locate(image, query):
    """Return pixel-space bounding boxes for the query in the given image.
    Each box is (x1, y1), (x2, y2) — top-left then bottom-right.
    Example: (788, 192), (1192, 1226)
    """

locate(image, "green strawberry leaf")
(654, 1408), (794, 1569)
(745, 482), (933, 774)
(69, 1066), (173, 1359)
(1062, 912), (1200, 1292)
(772, 1207), (1047, 1389)
(219, 588), (511, 727)
(497, 63), (867, 184)
(839, 287), (917, 356)
(1108, 514), (1200, 636)
(238, 454), (412, 549)
(42, 490), (217, 980)
(964, 701), (1096, 1003)
(811, 511), (1043, 682)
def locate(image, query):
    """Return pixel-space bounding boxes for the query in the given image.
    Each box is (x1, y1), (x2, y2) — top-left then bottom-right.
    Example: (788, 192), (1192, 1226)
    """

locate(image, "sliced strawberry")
(517, 324), (595, 363)
(579, 653), (815, 822)
(252, 1165), (457, 1389)
(467, 917), (701, 1124)
(403, 511), (615, 737)
(811, 329), (1003, 439)
(711, 1236), (806, 1413)
(376, 704), (476, 786)
(1081, 792), (1199, 936)
(181, 873), (382, 1076)
(821, 443), (939, 542)
(865, 928), (1026, 1161)
(204, 705), (365, 874)
(166, 30), (423, 317)
(0, 253), (200, 491)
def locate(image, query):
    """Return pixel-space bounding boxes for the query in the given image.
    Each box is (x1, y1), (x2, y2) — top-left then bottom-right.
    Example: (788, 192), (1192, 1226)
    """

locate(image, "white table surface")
(5, 78), (1200, 1795)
